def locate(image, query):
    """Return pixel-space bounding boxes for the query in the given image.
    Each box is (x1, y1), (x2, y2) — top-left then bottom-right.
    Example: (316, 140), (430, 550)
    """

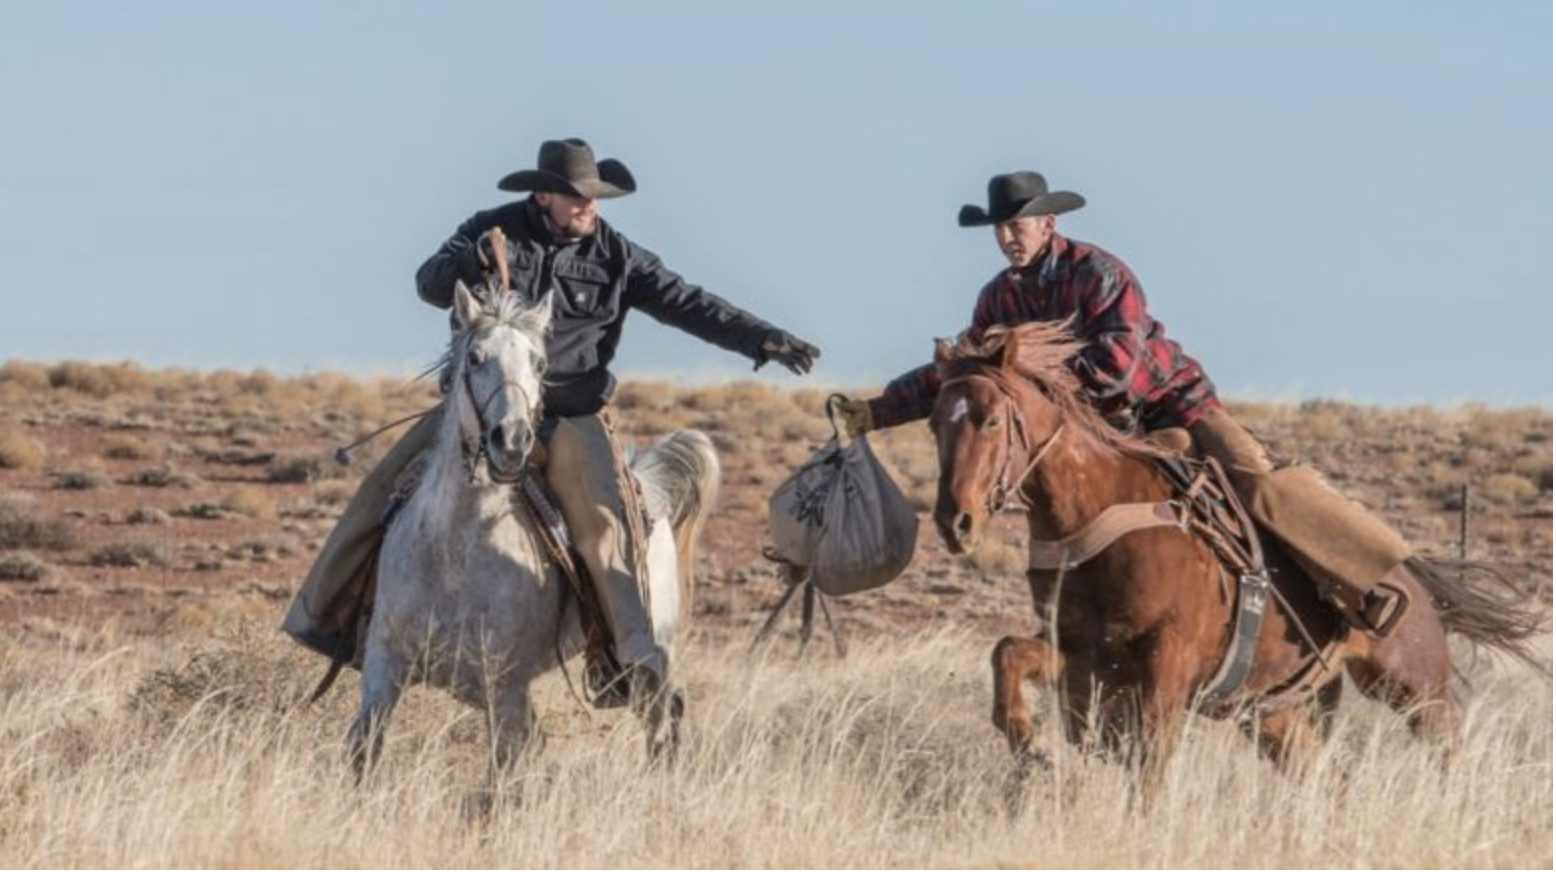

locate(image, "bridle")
(940, 370), (1066, 515)
(454, 328), (541, 483)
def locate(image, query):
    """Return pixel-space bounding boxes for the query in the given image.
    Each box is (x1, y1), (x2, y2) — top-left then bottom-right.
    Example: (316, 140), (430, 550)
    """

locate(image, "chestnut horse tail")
(1407, 556), (1549, 673)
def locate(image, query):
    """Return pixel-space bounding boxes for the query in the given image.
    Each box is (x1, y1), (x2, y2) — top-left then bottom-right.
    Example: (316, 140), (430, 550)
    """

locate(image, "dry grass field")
(0, 360), (1550, 867)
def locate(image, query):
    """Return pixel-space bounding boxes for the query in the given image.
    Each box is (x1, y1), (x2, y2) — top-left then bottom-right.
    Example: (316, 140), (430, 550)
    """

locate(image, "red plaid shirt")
(869, 234), (1220, 431)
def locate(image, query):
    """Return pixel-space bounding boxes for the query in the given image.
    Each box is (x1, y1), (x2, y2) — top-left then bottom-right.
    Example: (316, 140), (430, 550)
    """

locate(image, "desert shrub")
(266, 453), (327, 484)
(221, 487), (276, 520)
(129, 466), (202, 488)
(0, 494), (76, 550)
(314, 480), (355, 507)
(0, 428), (46, 470)
(227, 535), (302, 563)
(173, 503), (229, 521)
(89, 541), (171, 569)
(52, 469), (112, 491)
(238, 369), (280, 396)
(126, 507), (171, 525)
(1478, 473), (1539, 506)
(100, 433), (166, 461)
(194, 447), (275, 466)
(0, 552), (50, 582)
(47, 361), (153, 399)
(0, 361), (51, 393)
(615, 380), (681, 411)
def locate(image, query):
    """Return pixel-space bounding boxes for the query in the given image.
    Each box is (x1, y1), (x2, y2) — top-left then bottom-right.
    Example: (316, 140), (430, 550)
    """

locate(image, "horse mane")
(937, 320), (1167, 459)
(429, 285), (549, 382)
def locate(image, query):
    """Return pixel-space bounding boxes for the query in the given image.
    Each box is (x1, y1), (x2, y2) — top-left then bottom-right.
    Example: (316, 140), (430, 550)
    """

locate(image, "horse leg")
(631, 657), (684, 763)
(1344, 591), (1460, 756)
(348, 642), (409, 782)
(1135, 684), (1193, 809)
(488, 681), (539, 780)
(991, 635), (1065, 765)
(1245, 677), (1343, 777)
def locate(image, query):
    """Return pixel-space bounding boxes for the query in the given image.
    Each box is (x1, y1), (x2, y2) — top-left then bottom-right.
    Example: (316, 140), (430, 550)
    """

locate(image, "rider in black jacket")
(285, 139), (819, 705)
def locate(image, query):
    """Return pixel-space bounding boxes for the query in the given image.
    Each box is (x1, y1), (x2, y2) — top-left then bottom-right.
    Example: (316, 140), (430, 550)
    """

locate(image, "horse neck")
(1013, 393), (1169, 538)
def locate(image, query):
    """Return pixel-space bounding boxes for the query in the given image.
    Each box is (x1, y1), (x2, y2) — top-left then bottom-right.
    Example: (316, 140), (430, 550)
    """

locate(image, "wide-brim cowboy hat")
(498, 138), (637, 199)
(957, 171), (1084, 227)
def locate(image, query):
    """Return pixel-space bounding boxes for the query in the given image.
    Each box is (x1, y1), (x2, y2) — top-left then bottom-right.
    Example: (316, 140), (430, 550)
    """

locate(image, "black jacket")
(416, 199), (777, 417)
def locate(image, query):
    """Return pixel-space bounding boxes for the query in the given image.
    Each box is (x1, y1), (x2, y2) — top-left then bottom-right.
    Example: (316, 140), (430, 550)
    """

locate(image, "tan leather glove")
(831, 396), (875, 437)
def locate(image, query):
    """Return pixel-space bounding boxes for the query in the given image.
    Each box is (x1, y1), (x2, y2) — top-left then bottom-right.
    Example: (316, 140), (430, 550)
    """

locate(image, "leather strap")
(1027, 501), (1185, 570)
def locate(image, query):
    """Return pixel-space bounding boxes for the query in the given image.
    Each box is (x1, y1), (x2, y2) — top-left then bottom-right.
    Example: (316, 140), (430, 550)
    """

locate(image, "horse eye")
(467, 348), (483, 367)
(982, 414), (1001, 431)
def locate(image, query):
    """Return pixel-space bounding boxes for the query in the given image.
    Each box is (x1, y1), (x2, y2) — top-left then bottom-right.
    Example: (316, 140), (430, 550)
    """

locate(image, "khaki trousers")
(1186, 407), (1411, 610)
(281, 407), (663, 678)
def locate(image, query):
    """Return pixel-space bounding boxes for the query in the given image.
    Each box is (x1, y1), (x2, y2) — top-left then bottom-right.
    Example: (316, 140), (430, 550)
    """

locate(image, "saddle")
(1024, 449), (1295, 708)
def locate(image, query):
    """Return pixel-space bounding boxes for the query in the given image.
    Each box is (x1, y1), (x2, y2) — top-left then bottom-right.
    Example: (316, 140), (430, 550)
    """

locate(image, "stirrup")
(1357, 583), (1410, 638)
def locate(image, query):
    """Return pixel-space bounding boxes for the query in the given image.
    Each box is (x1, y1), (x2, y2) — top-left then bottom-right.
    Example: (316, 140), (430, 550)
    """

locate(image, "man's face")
(535, 191), (598, 239)
(993, 214), (1055, 269)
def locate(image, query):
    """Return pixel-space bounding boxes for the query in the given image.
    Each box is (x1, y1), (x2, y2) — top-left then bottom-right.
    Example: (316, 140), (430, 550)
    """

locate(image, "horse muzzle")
(935, 507), (984, 555)
(483, 424), (534, 483)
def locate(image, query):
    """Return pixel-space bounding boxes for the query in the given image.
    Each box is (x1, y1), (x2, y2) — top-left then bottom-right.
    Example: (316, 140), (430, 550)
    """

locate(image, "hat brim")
(498, 158), (637, 199)
(958, 191), (1085, 227)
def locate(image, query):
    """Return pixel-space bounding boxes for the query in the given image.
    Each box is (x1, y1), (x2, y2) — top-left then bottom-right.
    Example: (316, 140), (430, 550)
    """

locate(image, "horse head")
(929, 322), (1083, 554)
(448, 280), (552, 483)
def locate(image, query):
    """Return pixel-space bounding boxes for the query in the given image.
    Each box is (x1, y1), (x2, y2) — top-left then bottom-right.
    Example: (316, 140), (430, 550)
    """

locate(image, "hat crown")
(988, 172), (1050, 211)
(538, 138), (601, 183)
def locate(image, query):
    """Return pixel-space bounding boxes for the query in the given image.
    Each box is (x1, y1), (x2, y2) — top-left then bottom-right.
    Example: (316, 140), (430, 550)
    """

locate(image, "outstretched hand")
(757, 330), (821, 375)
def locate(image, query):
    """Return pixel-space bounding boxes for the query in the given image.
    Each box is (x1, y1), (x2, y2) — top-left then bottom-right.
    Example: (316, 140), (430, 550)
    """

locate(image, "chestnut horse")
(929, 321), (1544, 787)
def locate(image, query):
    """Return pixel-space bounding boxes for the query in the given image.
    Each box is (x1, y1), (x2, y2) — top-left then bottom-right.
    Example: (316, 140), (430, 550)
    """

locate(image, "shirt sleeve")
(623, 241), (776, 362)
(1068, 259), (1153, 413)
(415, 211), (496, 309)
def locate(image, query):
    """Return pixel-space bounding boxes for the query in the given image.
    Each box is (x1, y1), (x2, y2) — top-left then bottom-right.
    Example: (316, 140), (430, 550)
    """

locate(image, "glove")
(756, 330), (820, 376)
(831, 396), (874, 437)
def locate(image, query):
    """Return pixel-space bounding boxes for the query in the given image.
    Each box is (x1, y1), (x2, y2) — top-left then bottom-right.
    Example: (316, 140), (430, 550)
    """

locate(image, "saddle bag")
(767, 433), (918, 596)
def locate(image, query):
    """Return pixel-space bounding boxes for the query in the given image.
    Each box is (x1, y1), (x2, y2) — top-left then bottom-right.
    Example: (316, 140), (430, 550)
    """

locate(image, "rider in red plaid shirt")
(837, 170), (1418, 639)
(866, 231), (1219, 433)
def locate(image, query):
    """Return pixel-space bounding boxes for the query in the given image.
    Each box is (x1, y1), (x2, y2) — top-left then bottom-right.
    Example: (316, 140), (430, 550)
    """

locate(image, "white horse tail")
(631, 429), (721, 616)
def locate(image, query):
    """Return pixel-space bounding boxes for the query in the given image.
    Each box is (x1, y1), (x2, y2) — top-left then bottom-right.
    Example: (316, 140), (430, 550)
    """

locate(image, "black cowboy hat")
(497, 138), (637, 199)
(957, 171), (1085, 227)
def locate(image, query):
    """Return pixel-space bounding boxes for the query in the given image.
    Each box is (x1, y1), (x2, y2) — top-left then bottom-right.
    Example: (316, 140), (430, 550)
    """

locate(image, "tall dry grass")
(0, 623), (1546, 868)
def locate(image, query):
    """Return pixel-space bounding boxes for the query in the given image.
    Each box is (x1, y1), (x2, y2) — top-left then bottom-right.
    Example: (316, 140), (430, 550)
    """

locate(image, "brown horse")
(928, 321), (1545, 787)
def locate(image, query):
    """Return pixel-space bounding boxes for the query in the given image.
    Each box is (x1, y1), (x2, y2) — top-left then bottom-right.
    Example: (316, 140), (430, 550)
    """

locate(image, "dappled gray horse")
(350, 281), (719, 776)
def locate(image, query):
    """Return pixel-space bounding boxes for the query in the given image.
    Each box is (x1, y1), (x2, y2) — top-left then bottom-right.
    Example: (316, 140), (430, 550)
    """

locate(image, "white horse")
(349, 281), (719, 776)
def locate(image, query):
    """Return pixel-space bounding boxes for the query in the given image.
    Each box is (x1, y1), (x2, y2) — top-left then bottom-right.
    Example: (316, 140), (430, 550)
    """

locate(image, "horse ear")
(933, 337), (955, 363)
(519, 292), (555, 338)
(453, 280), (481, 329)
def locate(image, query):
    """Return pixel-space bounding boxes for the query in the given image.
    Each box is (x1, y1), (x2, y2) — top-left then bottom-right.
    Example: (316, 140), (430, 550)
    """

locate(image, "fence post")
(1458, 483), (1470, 562)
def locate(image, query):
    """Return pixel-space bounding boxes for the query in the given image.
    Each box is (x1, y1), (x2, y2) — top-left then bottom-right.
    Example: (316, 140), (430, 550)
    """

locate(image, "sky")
(0, 1), (1550, 407)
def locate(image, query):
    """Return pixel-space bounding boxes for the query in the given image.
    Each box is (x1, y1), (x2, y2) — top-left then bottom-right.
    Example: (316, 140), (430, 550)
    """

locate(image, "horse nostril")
(489, 423), (505, 449)
(954, 512), (974, 540)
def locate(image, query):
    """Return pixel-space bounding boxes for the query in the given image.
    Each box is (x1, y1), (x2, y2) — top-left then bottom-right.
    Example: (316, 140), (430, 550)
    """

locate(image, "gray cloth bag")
(767, 429), (918, 596)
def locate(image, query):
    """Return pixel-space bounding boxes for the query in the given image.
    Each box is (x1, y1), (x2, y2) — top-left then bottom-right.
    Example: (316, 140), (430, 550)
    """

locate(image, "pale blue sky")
(1, 1), (1549, 406)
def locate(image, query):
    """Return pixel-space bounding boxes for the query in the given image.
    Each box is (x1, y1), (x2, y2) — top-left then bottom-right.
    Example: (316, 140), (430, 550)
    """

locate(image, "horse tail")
(630, 429), (721, 619)
(1408, 556), (1549, 673)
